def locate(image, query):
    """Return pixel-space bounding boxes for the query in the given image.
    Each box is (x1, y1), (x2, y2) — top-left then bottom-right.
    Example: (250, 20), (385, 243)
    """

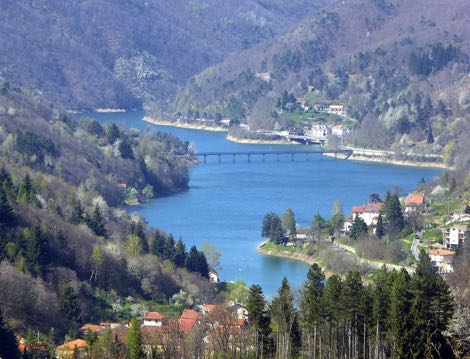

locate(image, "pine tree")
(124, 235), (143, 257)
(0, 308), (19, 359)
(282, 208), (297, 238)
(173, 239), (187, 267)
(350, 216), (368, 240)
(388, 269), (413, 359)
(300, 264), (325, 358)
(25, 225), (50, 276)
(59, 285), (81, 324)
(106, 123), (120, 144)
(427, 124), (434, 144)
(384, 193), (404, 236)
(88, 204), (108, 238)
(0, 186), (14, 227)
(311, 212), (327, 241)
(270, 215), (285, 244)
(246, 284), (271, 358)
(69, 200), (84, 225)
(126, 318), (143, 359)
(375, 214), (385, 238)
(150, 231), (166, 257)
(271, 277), (296, 359)
(410, 251), (454, 358)
(164, 235), (175, 260)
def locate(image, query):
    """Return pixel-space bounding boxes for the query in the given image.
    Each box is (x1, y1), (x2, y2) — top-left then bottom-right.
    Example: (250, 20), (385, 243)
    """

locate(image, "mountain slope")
(0, 0), (332, 110)
(174, 0), (470, 151)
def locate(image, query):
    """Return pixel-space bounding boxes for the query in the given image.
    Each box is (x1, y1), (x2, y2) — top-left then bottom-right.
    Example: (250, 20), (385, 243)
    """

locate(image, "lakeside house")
(446, 212), (470, 225)
(428, 249), (455, 274)
(143, 311), (166, 327)
(405, 193), (425, 214)
(443, 225), (467, 249)
(352, 202), (384, 226)
(306, 123), (329, 139)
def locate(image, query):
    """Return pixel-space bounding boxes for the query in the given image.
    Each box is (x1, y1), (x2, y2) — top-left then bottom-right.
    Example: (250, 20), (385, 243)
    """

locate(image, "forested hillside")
(175, 0), (470, 153)
(0, 0), (332, 110)
(0, 85), (217, 338)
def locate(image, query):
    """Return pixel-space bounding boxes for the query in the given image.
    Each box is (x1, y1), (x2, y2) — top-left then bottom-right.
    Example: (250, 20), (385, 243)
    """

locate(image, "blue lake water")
(79, 111), (441, 296)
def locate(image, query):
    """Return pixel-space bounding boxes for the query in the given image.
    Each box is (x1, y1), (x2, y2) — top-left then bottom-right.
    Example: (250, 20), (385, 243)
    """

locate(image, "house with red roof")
(56, 339), (88, 359)
(352, 202), (384, 226)
(143, 312), (166, 327)
(405, 193), (425, 214)
(179, 308), (203, 334)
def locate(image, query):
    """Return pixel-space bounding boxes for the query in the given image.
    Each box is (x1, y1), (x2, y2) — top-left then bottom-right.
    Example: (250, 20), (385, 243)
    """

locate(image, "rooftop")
(428, 249), (455, 256)
(144, 312), (165, 321)
(57, 339), (87, 351)
(406, 193), (425, 206)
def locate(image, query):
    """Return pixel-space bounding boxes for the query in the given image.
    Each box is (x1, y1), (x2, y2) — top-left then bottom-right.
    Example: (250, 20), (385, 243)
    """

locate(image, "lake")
(79, 111), (441, 296)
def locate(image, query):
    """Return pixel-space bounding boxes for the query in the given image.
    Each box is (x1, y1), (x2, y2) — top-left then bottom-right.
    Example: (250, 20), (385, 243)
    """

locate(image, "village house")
(352, 202), (384, 226)
(405, 193), (425, 214)
(443, 225), (467, 249)
(179, 309), (203, 334)
(209, 269), (220, 283)
(428, 249), (455, 274)
(56, 339), (88, 359)
(331, 124), (350, 137)
(79, 324), (106, 336)
(327, 104), (346, 116)
(228, 302), (249, 320)
(306, 123), (329, 139)
(342, 219), (354, 233)
(143, 311), (166, 327)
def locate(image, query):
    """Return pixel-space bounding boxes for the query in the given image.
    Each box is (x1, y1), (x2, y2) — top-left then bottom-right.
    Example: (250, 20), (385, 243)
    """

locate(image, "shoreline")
(143, 116), (228, 132)
(142, 116), (445, 169)
(226, 134), (298, 145)
(323, 152), (447, 169)
(257, 240), (415, 274)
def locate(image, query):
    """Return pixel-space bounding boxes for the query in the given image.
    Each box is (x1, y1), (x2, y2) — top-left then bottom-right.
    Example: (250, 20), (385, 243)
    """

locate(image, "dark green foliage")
(427, 124), (434, 144)
(349, 215), (368, 240)
(14, 130), (59, 161)
(17, 174), (40, 206)
(375, 213), (385, 238)
(105, 123), (121, 144)
(271, 277), (296, 358)
(118, 139), (134, 160)
(25, 225), (50, 276)
(80, 118), (104, 138)
(300, 264), (325, 339)
(246, 284), (271, 357)
(185, 245), (209, 278)
(0, 186), (14, 227)
(0, 308), (19, 359)
(86, 205), (108, 238)
(409, 251), (454, 358)
(59, 285), (81, 324)
(173, 239), (187, 267)
(383, 192), (405, 236)
(69, 199), (85, 225)
(408, 43), (460, 76)
(150, 231), (166, 257)
(261, 212), (286, 244)
(126, 318), (143, 359)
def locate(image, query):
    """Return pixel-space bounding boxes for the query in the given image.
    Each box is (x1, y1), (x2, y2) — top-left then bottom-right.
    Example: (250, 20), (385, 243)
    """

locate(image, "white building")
(352, 202), (384, 226)
(327, 104), (346, 116)
(306, 124), (329, 139)
(443, 225), (467, 249)
(331, 124), (350, 137)
(428, 249), (454, 274)
(209, 269), (220, 283)
(142, 312), (165, 327)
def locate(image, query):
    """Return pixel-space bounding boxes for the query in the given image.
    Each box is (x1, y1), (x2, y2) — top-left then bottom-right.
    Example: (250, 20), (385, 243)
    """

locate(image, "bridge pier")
(232, 154), (236, 163)
(248, 154), (251, 163)
(218, 154), (221, 163)
(262, 153), (265, 162)
(203, 155), (207, 164)
(291, 153), (294, 162)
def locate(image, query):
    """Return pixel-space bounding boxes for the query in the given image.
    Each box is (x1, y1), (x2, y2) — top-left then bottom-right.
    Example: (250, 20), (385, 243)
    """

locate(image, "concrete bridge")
(194, 149), (353, 163)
